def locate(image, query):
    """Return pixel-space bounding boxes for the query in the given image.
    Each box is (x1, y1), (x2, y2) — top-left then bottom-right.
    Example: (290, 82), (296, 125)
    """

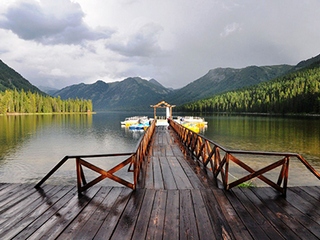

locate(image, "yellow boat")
(182, 123), (200, 133)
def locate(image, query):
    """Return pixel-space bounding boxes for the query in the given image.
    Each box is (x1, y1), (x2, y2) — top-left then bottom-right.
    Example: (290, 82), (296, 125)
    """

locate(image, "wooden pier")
(0, 126), (319, 239)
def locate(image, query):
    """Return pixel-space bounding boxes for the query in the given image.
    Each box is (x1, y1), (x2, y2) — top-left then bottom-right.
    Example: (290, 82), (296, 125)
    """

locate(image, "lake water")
(0, 112), (319, 186)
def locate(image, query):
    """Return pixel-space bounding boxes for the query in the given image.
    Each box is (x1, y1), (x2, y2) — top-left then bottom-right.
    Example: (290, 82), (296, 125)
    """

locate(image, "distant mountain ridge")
(166, 65), (293, 105)
(1, 53), (320, 111)
(53, 77), (172, 110)
(52, 64), (294, 110)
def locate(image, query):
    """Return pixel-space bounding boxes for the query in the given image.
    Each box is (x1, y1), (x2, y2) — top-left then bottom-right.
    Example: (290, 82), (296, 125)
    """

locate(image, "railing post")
(283, 157), (289, 197)
(76, 157), (82, 193)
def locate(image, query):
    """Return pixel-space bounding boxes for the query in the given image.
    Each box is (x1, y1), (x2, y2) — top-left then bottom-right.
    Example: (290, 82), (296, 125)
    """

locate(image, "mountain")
(53, 77), (173, 111)
(178, 55), (320, 114)
(291, 54), (320, 72)
(166, 65), (293, 105)
(149, 78), (164, 87)
(53, 65), (293, 111)
(38, 85), (59, 95)
(2, 53), (320, 112)
(0, 59), (43, 93)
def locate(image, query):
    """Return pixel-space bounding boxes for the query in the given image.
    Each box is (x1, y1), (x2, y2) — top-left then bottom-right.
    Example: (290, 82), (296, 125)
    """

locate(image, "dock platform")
(0, 126), (319, 239)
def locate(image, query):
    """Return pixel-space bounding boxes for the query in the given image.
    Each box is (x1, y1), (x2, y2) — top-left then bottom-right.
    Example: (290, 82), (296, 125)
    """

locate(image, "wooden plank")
(270, 188), (320, 238)
(110, 189), (145, 240)
(163, 130), (174, 156)
(239, 187), (302, 239)
(191, 189), (216, 240)
(153, 156), (164, 189)
(0, 185), (60, 238)
(287, 187), (320, 215)
(163, 190), (179, 240)
(9, 185), (75, 240)
(176, 156), (205, 189)
(300, 186), (320, 200)
(131, 189), (156, 239)
(93, 187), (132, 240)
(210, 188), (253, 240)
(69, 187), (123, 240)
(180, 189), (199, 240)
(57, 186), (114, 240)
(0, 183), (29, 204)
(200, 189), (235, 240)
(26, 186), (101, 240)
(0, 184), (46, 219)
(0, 185), (55, 230)
(0, 183), (10, 192)
(144, 156), (154, 189)
(233, 187), (285, 239)
(252, 187), (318, 240)
(167, 156), (193, 189)
(230, 188), (281, 239)
(159, 156), (177, 189)
(146, 189), (167, 240)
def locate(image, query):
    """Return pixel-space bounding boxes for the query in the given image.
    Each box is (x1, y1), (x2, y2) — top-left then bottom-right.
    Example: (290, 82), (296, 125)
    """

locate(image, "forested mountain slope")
(178, 61), (320, 114)
(166, 65), (293, 105)
(0, 60), (43, 94)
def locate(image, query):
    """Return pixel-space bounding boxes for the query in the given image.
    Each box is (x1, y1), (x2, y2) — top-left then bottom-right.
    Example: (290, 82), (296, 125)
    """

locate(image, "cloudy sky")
(0, 0), (320, 89)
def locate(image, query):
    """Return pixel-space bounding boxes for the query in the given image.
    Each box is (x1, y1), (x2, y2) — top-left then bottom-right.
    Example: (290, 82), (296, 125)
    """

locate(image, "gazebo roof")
(150, 100), (175, 108)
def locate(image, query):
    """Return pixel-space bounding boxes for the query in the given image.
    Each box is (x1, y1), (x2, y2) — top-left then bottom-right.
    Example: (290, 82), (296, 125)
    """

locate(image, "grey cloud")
(0, 0), (114, 45)
(107, 23), (163, 57)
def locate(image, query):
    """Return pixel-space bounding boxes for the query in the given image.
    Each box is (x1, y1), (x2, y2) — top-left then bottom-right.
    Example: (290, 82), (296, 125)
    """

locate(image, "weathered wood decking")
(0, 126), (319, 239)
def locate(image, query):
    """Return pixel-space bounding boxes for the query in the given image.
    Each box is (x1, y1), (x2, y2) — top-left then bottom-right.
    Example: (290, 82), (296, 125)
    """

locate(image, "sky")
(0, 0), (320, 90)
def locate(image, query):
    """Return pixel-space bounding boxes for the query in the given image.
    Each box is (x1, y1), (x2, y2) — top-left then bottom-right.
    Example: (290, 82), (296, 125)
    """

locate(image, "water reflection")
(203, 115), (320, 161)
(0, 112), (319, 186)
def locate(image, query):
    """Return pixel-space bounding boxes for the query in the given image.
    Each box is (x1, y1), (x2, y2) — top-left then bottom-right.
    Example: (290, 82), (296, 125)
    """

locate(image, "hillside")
(53, 64), (293, 111)
(54, 77), (172, 111)
(166, 65), (293, 105)
(0, 60), (43, 93)
(2, 53), (320, 112)
(178, 56), (320, 114)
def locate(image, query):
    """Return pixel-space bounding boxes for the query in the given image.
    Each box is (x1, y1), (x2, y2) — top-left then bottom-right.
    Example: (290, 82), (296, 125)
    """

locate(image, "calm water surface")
(0, 112), (319, 186)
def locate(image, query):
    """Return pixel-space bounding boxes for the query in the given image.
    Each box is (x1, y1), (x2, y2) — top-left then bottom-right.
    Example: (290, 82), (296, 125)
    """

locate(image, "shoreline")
(0, 111), (96, 116)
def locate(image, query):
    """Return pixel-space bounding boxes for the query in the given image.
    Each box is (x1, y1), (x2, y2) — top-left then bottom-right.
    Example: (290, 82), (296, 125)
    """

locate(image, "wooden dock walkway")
(0, 126), (319, 239)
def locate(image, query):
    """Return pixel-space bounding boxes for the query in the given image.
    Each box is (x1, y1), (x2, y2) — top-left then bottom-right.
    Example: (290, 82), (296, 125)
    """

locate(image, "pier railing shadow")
(168, 118), (320, 197)
(35, 120), (156, 193)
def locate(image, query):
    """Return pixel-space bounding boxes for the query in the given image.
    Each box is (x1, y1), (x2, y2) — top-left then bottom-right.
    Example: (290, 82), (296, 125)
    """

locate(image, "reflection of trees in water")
(0, 114), (93, 160)
(204, 115), (320, 160)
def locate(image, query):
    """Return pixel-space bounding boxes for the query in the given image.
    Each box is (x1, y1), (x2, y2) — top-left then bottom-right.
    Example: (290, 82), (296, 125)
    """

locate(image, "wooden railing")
(35, 120), (156, 193)
(168, 118), (320, 196)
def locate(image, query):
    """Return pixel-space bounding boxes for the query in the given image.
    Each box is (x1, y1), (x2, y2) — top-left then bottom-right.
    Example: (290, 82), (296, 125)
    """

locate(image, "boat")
(121, 116), (150, 127)
(182, 122), (200, 133)
(129, 123), (149, 131)
(175, 116), (207, 127)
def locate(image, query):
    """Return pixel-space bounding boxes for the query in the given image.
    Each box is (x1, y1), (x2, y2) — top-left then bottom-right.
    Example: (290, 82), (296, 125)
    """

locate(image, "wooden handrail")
(35, 120), (156, 193)
(168, 118), (320, 196)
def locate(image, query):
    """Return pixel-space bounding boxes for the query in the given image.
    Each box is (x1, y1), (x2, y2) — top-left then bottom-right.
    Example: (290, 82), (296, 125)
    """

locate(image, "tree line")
(178, 67), (320, 114)
(0, 89), (93, 114)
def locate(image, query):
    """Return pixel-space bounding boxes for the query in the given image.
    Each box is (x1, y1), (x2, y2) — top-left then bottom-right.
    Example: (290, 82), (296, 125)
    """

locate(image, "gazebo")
(150, 101), (176, 120)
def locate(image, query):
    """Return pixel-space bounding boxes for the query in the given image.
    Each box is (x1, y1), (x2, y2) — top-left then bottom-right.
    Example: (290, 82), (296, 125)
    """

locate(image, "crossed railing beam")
(168, 118), (320, 197)
(35, 120), (156, 193)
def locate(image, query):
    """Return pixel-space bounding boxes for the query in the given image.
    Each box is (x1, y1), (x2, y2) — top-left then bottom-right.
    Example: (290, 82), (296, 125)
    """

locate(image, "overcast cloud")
(0, 0), (320, 89)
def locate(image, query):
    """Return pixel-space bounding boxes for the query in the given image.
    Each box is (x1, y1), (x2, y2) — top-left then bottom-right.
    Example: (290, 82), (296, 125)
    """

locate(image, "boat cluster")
(121, 116), (153, 130)
(121, 115), (207, 133)
(173, 116), (208, 133)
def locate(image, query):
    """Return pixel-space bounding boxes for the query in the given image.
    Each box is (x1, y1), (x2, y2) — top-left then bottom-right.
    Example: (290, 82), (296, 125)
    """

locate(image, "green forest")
(0, 89), (93, 114)
(178, 67), (320, 114)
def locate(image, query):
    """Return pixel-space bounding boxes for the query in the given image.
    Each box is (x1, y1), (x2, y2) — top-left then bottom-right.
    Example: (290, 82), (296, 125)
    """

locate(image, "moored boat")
(182, 122), (200, 133)
(121, 116), (149, 127)
(175, 116), (207, 127)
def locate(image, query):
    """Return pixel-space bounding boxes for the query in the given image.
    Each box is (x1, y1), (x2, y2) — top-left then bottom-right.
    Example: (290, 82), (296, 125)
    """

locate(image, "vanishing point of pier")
(0, 102), (319, 239)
